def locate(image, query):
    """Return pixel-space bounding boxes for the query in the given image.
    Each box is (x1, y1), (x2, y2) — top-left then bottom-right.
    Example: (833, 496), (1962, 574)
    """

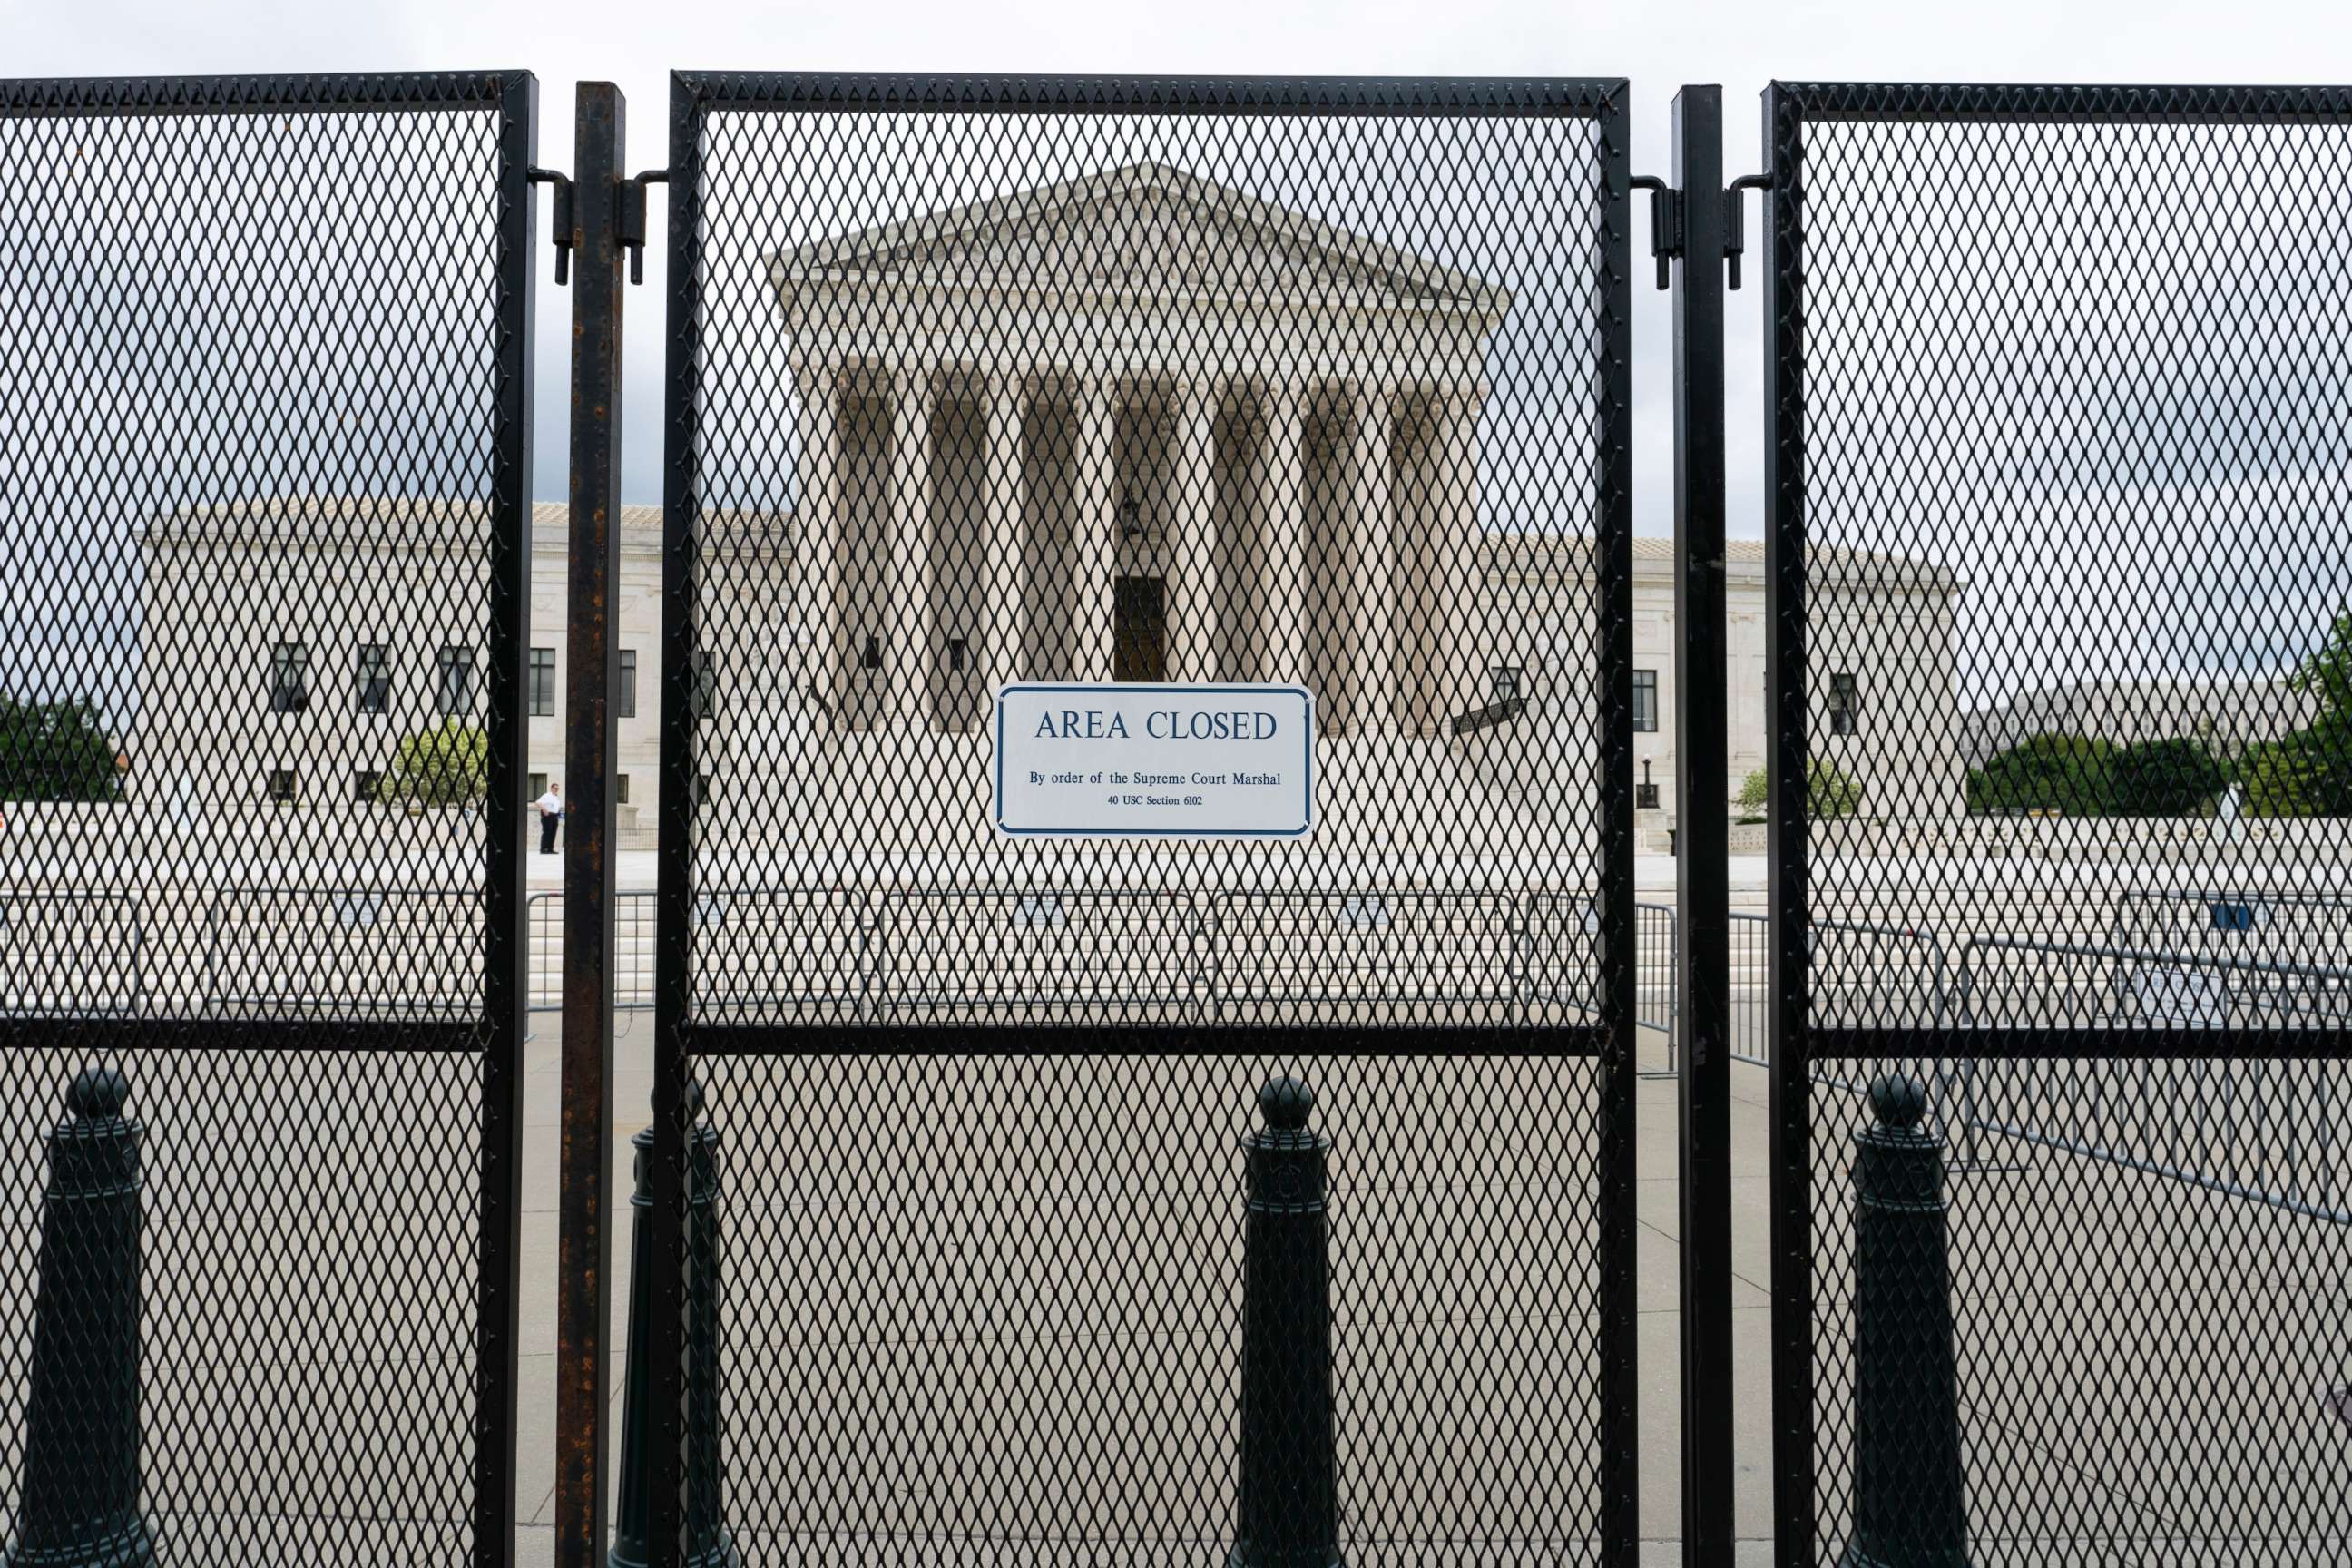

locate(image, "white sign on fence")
(993, 683), (1314, 838)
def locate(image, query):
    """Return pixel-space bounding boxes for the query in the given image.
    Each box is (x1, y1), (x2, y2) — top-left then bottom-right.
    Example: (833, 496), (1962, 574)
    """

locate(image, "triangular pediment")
(770, 162), (1506, 315)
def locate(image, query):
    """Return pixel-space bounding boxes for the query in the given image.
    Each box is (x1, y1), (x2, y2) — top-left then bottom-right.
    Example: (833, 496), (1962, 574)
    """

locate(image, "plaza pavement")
(499, 996), (1773, 1564)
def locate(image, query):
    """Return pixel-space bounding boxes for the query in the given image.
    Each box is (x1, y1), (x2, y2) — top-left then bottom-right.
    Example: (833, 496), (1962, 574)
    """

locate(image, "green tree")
(1737, 762), (1863, 819)
(384, 720), (488, 808)
(2105, 736), (2230, 818)
(1966, 733), (2115, 815)
(2240, 733), (2324, 818)
(2239, 714), (2350, 819)
(2275, 614), (2352, 816)
(0, 697), (122, 802)
(2290, 612), (2352, 720)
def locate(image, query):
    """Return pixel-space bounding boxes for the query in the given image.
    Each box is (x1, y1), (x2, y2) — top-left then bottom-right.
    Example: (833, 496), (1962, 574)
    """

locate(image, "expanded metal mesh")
(1769, 83), (2352, 1563)
(0, 74), (534, 1563)
(654, 75), (1635, 1565)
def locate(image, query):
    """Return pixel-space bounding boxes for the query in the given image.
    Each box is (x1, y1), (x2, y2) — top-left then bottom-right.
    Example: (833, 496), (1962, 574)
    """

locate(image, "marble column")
(1435, 389), (1481, 730)
(798, 367), (849, 727)
(1074, 383), (1118, 681)
(982, 376), (1024, 692)
(887, 370), (934, 729)
(1346, 385), (1396, 736)
(1397, 393), (1444, 737)
(1260, 384), (1308, 685)
(1168, 379), (1217, 681)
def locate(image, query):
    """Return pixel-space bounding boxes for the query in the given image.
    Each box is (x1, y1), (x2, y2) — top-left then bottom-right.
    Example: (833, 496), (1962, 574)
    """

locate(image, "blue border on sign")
(993, 682), (1317, 838)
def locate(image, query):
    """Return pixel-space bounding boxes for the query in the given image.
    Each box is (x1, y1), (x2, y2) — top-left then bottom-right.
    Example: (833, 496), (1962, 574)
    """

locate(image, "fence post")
(1845, 1073), (1969, 1568)
(558, 75), (628, 1568)
(608, 1087), (733, 1568)
(1228, 1078), (1342, 1568)
(8, 1067), (156, 1568)
(1670, 82), (1737, 1568)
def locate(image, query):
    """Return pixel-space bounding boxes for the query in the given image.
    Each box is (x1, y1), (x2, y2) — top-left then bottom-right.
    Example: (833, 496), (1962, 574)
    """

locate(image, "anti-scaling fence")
(13, 64), (2352, 1568)
(1764, 82), (2352, 1566)
(644, 72), (1640, 1567)
(0, 71), (538, 1565)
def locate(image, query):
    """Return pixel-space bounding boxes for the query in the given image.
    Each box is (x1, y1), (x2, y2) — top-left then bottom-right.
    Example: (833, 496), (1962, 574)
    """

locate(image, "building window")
(947, 636), (968, 673)
(1491, 664), (1522, 704)
(1829, 672), (1859, 736)
(691, 650), (718, 718)
(267, 768), (297, 803)
(355, 644), (391, 715)
(616, 773), (631, 805)
(437, 645), (475, 717)
(268, 642), (309, 713)
(1633, 669), (1659, 733)
(354, 769), (382, 803)
(529, 647), (556, 718)
(619, 650), (638, 720)
(859, 634), (882, 672)
(528, 771), (547, 803)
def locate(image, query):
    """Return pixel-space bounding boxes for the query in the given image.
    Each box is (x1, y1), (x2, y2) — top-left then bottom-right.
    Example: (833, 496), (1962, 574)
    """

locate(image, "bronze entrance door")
(1112, 574), (1167, 681)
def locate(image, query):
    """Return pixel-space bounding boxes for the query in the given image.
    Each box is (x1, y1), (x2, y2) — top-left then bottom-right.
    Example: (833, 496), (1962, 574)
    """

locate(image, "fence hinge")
(619, 170), (671, 285)
(1726, 173), (1772, 290)
(1635, 173), (1775, 291)
(1629, 175), (1680, 291)
(529, 166), (574, 287)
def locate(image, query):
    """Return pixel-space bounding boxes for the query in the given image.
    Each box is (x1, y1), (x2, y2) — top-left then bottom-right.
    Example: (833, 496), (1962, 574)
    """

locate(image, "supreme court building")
(775, 161), (1496, 742)
(131, 161), (1964, 848)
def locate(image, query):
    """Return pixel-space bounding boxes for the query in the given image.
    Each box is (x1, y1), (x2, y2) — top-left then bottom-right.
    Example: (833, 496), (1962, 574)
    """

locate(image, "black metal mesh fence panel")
(1767, 83), (2352, 1564)
(652, 74), (1636, 1566)
(0, 73), (536, 1563)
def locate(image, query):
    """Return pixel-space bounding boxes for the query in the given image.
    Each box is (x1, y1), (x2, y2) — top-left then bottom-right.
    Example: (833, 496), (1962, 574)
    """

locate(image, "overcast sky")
(7, 0), (2350, 720)
(10, 0), (2346, 540)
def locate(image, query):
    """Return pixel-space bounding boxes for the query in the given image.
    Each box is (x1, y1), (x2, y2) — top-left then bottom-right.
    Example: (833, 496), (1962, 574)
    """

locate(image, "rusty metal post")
(557, 78), (626, 1568)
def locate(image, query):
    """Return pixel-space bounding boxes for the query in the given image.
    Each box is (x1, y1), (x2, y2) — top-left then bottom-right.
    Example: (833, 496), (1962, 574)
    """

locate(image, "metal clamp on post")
(1725, 173), (1771, 290)
(529, 165), (574, 286)
(1629, 173), (1681, 291)
(619, 170), (670, 285)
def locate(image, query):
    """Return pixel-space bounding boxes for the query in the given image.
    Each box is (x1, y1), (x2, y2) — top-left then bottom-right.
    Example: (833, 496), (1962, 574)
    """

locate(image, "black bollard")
(609, 1088), (734, 1568)
(1228, 1078), (1343, 1568)
(1843, 1074), (1970, 1568)
(7, 1068), (157, 1568)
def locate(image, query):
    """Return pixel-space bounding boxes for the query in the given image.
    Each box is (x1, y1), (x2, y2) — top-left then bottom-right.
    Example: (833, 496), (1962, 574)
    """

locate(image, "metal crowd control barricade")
(1208, 887), (1525, 1024)
(0, 69), (541, 1564)
(529, 887), (662, 1019)
(1633, 900), (1681, 1068)
(642, 71), (1642, 1568)
(0, 892), (145, 1018)
(1760, 80), (2352, 1565)
(879, 885), (1202, 1022)
(1729, 911), (1771, 1068)
(1946, 935), (2352, 1220)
